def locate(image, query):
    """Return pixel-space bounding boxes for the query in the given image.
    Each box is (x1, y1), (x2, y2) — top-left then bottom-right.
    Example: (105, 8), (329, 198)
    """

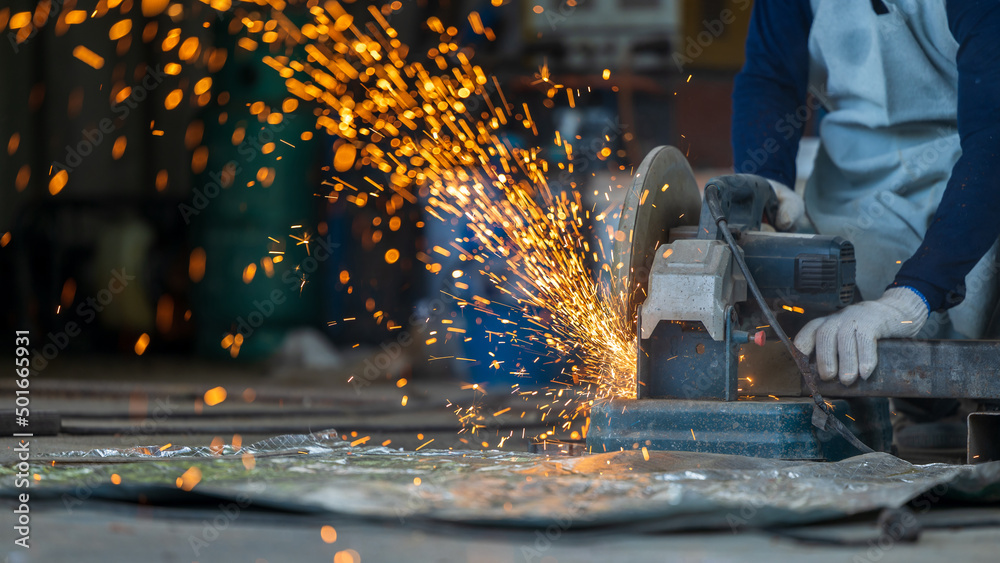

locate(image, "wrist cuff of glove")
(895, 286), (931, 318)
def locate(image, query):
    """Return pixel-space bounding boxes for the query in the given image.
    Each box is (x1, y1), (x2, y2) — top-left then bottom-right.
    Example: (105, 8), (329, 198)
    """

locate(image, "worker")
(732, 0), (1000, 386)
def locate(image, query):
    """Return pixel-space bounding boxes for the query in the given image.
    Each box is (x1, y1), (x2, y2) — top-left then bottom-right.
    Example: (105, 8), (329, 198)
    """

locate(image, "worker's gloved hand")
(793, 287), (930, 385)
(767, 179), (805, 231)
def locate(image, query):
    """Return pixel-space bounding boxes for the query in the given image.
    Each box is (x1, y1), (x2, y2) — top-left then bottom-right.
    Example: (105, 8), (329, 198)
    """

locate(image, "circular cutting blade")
(614, 145), (702, 319)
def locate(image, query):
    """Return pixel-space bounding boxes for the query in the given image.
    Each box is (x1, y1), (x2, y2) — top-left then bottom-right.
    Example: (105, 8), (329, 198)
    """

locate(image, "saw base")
(586, 397), (892, 461)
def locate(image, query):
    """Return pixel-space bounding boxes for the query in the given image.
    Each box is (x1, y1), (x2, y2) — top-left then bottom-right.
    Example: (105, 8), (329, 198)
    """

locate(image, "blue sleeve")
(891, 0), (1000, 311)
(731, 0), (814, 188)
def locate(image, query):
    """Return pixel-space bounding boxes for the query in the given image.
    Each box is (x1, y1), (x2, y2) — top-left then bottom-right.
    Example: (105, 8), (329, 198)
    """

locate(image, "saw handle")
(699, 175), (779, 240)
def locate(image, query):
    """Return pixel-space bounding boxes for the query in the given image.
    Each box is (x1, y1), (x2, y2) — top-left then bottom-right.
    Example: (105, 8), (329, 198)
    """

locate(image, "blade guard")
(614, 146), (702, 321)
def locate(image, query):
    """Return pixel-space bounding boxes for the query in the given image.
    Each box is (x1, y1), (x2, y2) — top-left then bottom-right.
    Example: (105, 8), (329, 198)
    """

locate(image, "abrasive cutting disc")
(614, 145), (702, 320)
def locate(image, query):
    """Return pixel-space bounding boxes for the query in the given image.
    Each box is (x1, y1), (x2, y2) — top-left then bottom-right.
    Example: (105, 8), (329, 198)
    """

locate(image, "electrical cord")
(704, 184), (874, 454)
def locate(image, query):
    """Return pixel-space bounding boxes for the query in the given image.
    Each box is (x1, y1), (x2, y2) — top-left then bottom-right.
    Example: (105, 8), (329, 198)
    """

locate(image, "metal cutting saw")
(586, 146), (1000, 462)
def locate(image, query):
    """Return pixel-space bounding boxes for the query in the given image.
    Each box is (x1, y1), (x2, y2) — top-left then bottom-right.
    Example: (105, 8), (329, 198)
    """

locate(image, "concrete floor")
(4, 356), (1000, 562)
(6, 500), (1000, 563)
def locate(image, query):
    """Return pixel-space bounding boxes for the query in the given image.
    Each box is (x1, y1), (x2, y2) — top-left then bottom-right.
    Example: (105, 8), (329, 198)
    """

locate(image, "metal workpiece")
(805, 339), (1000, 400)
(639, 239), (747, 341)
(586, 396), (892, 460)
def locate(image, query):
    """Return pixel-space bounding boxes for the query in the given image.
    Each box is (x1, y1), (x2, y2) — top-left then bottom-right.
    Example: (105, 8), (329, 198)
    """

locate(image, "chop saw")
(587, 146), (892, 460)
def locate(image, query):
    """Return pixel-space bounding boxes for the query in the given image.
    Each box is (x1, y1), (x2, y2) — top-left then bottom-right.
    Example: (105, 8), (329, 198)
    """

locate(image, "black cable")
(704, 185), (874, 454)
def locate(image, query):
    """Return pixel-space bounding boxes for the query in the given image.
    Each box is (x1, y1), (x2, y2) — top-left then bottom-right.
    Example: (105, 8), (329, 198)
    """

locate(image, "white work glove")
(768, 179), (805, 231)
(793, 287), (929, 385)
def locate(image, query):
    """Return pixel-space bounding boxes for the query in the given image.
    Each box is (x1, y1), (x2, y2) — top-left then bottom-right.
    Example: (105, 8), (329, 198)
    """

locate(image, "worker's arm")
(731, 0), (813, 188)
(796, 0), (1000, 385)
(891, 0), (1000, 311)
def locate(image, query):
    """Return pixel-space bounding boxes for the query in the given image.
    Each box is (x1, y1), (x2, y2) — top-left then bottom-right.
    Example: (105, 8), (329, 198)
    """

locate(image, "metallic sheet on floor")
(4, 430), (999, 531)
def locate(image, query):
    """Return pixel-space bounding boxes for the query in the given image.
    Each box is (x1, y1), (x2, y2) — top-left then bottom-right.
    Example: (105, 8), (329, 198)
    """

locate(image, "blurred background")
(0, 0), (761, 390)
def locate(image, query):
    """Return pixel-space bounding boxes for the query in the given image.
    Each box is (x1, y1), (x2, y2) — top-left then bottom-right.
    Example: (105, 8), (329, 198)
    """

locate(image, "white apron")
(805, 0), (998, 338)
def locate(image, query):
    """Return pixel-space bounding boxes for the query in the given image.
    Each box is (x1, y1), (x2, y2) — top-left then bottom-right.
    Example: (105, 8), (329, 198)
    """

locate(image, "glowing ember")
(204, 386), (227, 406)
(333, 550), (361, 563)
(134, 333), (150, 356)
(71, 45), (105, 69)
(176, 466), (202, 491)
(49, 170), (68, 196)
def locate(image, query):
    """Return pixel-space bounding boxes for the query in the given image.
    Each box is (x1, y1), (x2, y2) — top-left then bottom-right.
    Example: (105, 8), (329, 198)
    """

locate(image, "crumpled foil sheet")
(5, 430), (1000, 531)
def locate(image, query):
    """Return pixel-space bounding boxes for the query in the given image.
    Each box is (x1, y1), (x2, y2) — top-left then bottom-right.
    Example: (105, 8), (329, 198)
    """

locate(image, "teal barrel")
(188, 18), (322, 360)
